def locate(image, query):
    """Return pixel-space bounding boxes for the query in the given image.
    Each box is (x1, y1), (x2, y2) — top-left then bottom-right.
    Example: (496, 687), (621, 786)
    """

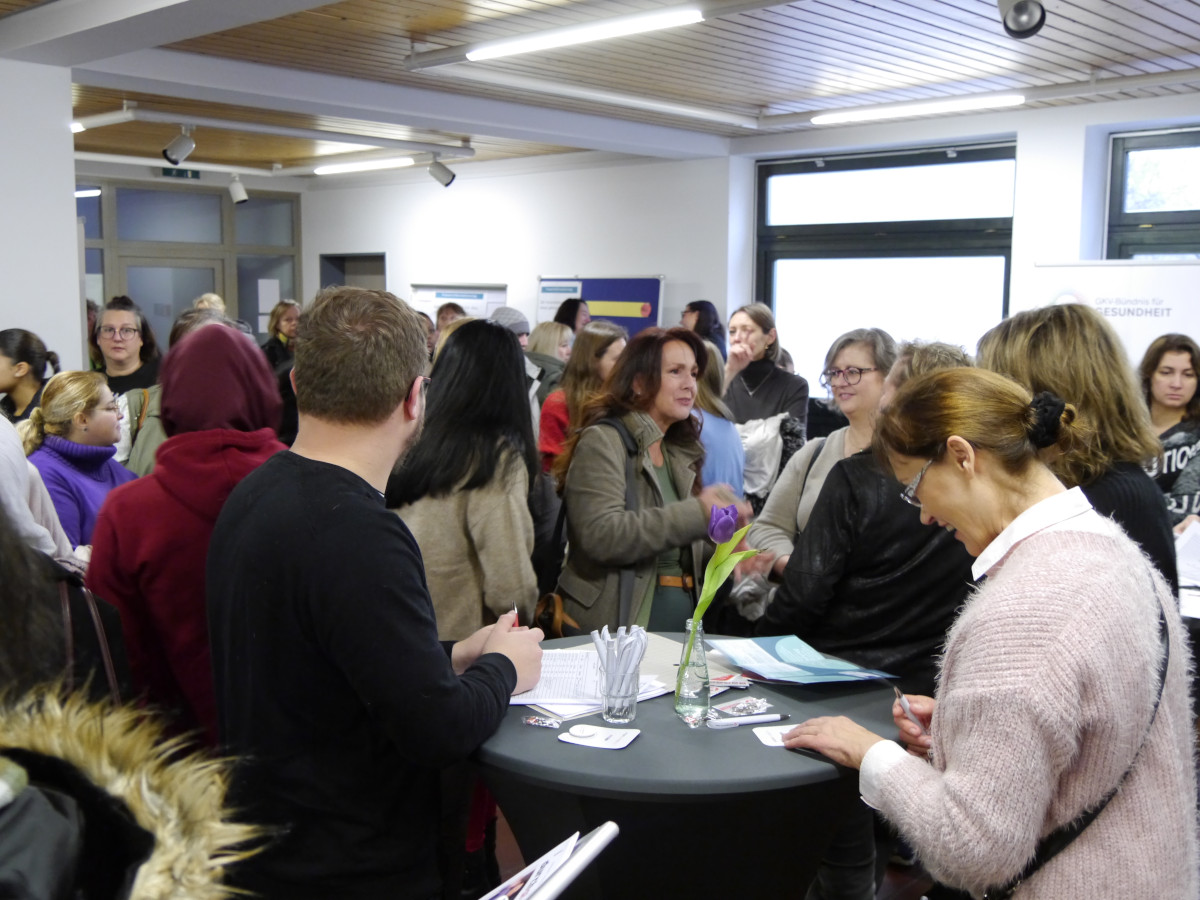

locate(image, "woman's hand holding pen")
(893, 692), (935, 758)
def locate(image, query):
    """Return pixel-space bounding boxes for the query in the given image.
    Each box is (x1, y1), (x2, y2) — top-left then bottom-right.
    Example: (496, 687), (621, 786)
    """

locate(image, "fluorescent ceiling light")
(464, 8), (703, 62)
(313, 157), (416, 176)
(74, 188), (101, 198)
(810, 94), (1025, 126)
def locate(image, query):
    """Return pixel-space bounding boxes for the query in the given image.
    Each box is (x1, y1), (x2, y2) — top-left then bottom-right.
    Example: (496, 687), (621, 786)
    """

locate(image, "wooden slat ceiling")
(4, 0), (1199, 168)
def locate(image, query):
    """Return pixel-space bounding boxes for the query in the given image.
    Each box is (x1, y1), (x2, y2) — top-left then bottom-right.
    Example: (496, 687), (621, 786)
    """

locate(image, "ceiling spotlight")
(997, 0), (1045, 39)
(162, 126), (195, 165)
(228, 174), (248, 205)
(428, 159), (456, 187)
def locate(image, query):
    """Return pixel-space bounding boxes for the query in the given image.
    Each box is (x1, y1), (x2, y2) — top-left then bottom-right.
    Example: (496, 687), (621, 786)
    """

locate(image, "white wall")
(301, 155), (738, 326)
(0, 61), (83, 368)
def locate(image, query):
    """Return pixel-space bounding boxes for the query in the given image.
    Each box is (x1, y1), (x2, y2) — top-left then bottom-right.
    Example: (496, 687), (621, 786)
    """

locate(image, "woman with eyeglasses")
(18, 371), (135, 549)
(92, 296), (162, 394)
(733, 341), (976, 900)
(785, 367), (1198, 900)
(748, 328), (896, 576)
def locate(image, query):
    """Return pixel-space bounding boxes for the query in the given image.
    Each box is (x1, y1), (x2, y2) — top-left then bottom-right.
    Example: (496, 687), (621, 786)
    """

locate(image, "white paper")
(479, 831), (578, 900)
(558, 726), (640, 749)
(751, 724), (796, 747)
(1175, 520), (1200, 597)
(510, 649), (603, 705)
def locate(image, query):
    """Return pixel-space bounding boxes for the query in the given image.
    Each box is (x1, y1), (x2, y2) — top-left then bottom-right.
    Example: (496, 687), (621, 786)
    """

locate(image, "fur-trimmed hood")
(0, 690), (259, 899)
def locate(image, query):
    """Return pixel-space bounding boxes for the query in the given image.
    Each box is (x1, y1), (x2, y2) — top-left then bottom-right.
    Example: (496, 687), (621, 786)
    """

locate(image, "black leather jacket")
(754, 452), (974, 695)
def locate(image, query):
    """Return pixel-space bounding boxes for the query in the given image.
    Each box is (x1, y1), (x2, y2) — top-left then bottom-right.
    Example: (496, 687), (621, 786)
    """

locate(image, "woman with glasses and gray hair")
(748, 328), (896, 578)
(732, 339), (977, 900)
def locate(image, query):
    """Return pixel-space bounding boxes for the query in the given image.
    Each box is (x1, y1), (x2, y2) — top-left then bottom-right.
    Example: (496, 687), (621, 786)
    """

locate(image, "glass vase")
(674, 618), (710, 728)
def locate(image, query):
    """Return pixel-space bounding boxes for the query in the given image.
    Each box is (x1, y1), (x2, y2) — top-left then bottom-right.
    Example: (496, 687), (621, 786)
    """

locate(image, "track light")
(228, 174), (248, 204)
(997, 0), (1045, 39)
(428, 159), (456, 187)
(162, 127), (195, 165)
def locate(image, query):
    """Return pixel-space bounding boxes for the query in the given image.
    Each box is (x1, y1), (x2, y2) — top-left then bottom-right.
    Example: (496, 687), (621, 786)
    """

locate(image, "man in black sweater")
(207, 286), (543, 899)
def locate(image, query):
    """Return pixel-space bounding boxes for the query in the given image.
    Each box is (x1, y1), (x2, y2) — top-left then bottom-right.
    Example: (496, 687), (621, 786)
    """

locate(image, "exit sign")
(161, 168), (201, 179)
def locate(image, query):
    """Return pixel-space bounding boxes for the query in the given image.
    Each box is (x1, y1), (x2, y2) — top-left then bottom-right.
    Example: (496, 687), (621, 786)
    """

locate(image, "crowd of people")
(0, 289), (1197, 899)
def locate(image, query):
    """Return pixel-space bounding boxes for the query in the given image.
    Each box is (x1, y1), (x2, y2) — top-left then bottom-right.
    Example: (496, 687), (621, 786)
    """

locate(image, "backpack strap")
(595, 417), (639, 627)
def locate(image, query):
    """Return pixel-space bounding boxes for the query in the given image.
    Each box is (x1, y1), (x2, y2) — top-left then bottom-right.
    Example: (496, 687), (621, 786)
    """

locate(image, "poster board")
(410, 283), (507, 321)
(537, 276), (663, 336)
(1023, 261), (1200, 364)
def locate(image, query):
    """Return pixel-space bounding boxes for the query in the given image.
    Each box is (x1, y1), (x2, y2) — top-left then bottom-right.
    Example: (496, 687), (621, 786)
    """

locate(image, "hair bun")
(1028, 392), (1066, 449)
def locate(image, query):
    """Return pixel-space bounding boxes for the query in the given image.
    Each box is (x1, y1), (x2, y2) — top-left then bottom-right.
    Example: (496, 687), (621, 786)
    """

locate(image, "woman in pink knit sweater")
(788, 367), (1198, 899)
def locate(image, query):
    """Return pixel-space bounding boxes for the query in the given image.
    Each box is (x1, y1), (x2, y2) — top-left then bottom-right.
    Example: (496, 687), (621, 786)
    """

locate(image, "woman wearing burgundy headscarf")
(87, 325), (284, 745)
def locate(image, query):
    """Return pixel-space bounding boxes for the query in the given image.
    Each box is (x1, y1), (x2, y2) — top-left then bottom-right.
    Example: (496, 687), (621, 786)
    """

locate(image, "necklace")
(741, 367), (772, 396)
(843, 428), (871, 457)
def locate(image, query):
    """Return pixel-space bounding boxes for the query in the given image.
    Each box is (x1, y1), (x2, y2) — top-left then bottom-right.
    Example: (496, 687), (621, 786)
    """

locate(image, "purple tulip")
(708, 504), (738, 544)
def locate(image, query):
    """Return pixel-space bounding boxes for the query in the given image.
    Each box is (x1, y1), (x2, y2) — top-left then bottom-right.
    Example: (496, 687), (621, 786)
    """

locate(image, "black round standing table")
(476, 634), (899, 899)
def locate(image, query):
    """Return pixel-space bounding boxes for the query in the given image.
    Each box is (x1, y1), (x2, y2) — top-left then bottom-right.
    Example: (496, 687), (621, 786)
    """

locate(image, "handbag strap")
(796, 436), (827, 500)
(983, 600), (1169, 899)
(596, 417), (640, 628)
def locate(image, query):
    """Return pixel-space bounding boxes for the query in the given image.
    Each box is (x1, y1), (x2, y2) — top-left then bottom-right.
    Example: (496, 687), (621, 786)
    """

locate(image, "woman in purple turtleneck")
(19, 371), (135, 548)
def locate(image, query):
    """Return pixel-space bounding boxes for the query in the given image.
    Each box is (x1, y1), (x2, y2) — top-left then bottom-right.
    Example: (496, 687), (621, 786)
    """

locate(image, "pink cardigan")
(872, 525), (1198, 898)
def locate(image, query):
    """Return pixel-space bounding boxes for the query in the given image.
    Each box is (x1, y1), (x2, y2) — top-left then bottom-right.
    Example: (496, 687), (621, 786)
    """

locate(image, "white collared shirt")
(971, 486), (1099, 581)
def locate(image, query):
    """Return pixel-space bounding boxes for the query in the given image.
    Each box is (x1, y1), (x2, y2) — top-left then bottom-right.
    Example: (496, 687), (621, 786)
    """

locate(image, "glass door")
(118, 258), (225, 347)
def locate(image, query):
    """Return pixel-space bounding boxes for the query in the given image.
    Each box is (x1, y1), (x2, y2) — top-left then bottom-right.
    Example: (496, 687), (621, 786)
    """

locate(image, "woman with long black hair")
(388, 319), (540, 640)
(681, 299), (727, 359)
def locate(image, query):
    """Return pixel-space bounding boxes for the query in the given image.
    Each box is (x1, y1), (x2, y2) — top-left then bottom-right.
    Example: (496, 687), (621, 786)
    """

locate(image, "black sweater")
(207, 452), (516, 899)
(1082, 461), (1179, 593)
(755, 452), (974, 695)
(724, 358), (810, 433)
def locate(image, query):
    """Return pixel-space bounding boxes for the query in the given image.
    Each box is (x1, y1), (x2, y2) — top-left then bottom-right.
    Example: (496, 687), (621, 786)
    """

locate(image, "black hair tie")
(1028, 392), (1066, 449)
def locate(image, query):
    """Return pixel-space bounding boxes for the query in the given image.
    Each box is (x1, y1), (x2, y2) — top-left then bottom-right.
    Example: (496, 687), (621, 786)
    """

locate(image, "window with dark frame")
(753, 145), (1016, 392)
(755, 145), (1016, 313)
(1107, 129), (1200, 260)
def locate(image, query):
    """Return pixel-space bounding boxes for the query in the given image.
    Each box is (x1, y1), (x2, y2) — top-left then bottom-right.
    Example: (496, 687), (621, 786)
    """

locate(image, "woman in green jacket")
(555, 327), (748, 632)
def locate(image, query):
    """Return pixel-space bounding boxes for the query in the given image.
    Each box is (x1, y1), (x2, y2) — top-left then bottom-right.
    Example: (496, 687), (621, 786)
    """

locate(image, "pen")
(707, 713), (791, 729)
(511, 600), (518, 627)
(894, 686), (929, 737)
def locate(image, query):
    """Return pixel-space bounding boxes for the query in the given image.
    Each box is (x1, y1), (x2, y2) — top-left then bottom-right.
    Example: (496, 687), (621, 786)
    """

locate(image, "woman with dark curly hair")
(554, 327), (748, 632)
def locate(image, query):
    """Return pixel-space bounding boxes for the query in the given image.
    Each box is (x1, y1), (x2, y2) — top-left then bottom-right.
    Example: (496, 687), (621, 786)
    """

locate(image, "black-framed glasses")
(819, 366), (877, 387)
(900, 459), (934, 507)
(97, 325), (140, 340)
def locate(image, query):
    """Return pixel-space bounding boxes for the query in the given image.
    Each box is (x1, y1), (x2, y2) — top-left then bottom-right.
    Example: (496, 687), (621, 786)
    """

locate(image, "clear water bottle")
(674, 618), (710, 727)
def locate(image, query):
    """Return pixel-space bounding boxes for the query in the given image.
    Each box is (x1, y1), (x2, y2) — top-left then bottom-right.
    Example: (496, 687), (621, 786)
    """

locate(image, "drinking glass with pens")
(592, 625), (647, 724)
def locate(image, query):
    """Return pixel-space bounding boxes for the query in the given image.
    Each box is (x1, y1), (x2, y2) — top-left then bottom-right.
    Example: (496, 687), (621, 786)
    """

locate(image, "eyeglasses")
(419, 375), (432, 397)
(98, 326), (140, 340)
(819, 366), (878, 387)
(900, 459), (934, 507)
